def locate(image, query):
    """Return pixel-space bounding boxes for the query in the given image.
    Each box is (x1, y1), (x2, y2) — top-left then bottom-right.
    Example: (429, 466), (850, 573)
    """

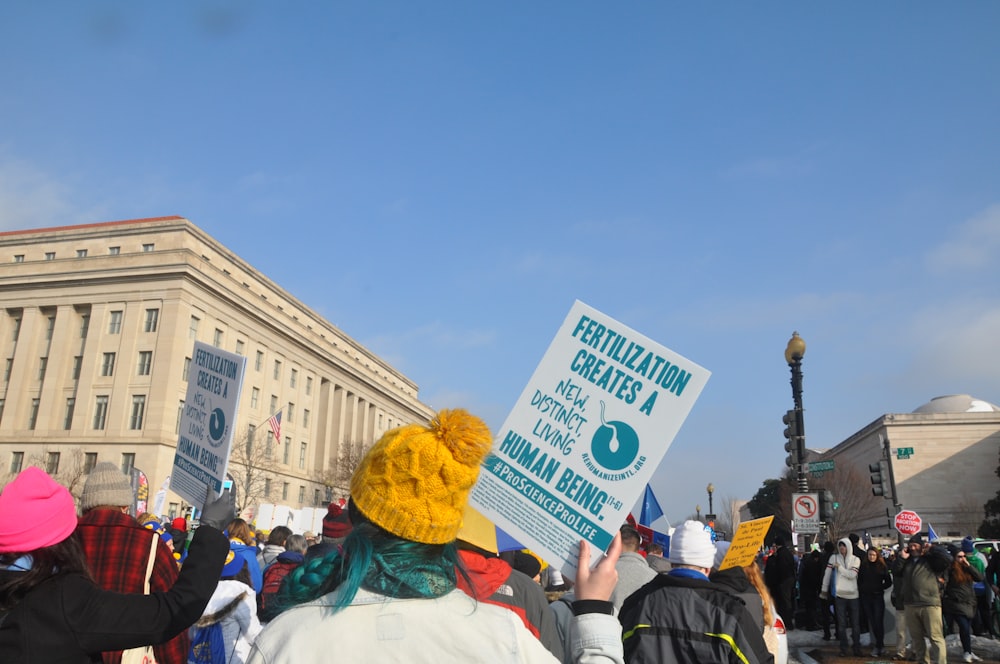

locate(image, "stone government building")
(0, 216), (434, 519)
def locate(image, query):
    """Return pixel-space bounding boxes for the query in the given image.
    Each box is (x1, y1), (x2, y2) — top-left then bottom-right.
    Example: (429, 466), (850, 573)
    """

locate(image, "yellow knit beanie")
(350, 409), (493, 545)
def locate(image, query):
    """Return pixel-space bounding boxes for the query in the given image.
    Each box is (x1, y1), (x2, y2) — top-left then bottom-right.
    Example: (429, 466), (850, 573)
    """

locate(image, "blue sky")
(2, 2), (998, 524)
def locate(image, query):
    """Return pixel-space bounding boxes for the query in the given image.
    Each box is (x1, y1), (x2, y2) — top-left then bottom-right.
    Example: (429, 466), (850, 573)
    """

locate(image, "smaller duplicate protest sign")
(170, 342), (246, 510)
(718, 516), (775, 570)
(470, 300), (710, 578)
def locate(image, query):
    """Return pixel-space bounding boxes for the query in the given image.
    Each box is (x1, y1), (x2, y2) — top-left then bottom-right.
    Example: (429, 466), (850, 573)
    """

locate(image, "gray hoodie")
(821, 537), (861, 599)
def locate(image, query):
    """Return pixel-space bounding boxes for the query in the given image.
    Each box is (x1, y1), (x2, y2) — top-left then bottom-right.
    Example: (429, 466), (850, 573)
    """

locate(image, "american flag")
(268, 411), (282, 444)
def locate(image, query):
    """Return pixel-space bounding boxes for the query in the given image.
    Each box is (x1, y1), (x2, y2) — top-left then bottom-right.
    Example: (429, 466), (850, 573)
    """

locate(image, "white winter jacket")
(246, 586), (622, 664)
(189, 580), (263, 664)
(821, 537), (861, 600)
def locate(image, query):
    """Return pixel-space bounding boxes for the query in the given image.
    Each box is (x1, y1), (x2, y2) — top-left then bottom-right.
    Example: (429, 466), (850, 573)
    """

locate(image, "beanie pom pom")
(431, 409), (492, 466)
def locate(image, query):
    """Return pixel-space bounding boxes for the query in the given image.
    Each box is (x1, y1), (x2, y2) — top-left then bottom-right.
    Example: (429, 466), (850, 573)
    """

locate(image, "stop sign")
(895, 510), (922, 536)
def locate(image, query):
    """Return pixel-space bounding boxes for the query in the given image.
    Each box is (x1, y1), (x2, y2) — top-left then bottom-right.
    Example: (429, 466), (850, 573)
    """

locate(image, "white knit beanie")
(80, 462), (134, 511)
(668, 520), (716, 569)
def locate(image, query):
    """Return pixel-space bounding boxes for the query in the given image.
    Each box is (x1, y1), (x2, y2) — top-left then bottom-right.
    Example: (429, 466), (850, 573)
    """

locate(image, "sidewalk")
(787, 629), (1000, 664)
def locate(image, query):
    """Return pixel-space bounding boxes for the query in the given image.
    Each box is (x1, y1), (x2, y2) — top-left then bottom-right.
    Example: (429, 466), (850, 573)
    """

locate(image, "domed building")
(807, 394), (1000, 543)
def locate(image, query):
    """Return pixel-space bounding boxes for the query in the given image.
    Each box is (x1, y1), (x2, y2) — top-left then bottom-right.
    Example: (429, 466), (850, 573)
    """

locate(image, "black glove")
(200, 487), (236, 531)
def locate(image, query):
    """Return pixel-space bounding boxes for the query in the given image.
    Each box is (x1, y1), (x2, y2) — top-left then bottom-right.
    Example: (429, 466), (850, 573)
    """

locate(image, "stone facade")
(0, 216), (434, 519)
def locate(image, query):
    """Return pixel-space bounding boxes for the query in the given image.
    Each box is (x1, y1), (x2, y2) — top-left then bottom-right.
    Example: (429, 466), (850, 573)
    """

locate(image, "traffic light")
(783, 410), (799, 468)
(869, 459), (890, 497)
(820, 490), (835, 522)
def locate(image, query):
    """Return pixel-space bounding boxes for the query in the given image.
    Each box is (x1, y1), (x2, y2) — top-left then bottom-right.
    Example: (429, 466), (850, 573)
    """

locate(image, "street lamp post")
(785, 332), (808, 492)
(696, 504), (701, 521)
(706, 483), (714, 516)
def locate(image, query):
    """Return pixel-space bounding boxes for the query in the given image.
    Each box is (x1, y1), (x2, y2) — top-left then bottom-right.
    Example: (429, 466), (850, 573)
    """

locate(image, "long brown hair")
(227, 518), (254, 545)
(742, 561), (774, 625)
(867, 547), (887, 571)
(0, 535), (93, 612)
(951, 554), (973, 584)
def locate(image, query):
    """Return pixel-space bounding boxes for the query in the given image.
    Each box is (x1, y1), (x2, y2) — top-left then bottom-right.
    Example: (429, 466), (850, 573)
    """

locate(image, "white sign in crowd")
(470, 300), (710, 577)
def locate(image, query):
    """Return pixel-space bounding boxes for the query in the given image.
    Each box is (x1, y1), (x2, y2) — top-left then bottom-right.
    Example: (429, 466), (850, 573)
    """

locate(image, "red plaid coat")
(76, 509), (190, 664)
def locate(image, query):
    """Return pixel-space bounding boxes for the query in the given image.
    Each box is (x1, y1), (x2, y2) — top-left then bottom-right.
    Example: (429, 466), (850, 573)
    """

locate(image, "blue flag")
(640, 484), (664, 526)
(927, 523), (939, 542)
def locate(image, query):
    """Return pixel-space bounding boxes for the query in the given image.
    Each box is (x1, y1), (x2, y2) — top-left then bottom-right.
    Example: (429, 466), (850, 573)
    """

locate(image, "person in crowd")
(961, 537), (991, 636)
(171, 516), (190, 559)
(619, 519), (773, 663)
(227, 518), (263, 594)
(797, 545), (824, 630)
(820, 537), (862, 657)
(257, 526), (291, 570)
(455, 533), (564, 660)
(894, 533), (953, 664)
(302, 531), (318, 548)
(190, 550), (262, 663)
(943, 543), (984, 663)
(75, 461), (192, 664)
(710, 542), (781, 661)
(645, 542), (670, 573)
(0, 467), (232, 662)
(259, 534), (306, 621)
(609, 524), (657, 611)
(764, 533), (797, 631)
(819, 541), (838, 641)
(858, 546), (892, 657)
(303, 501), (353, 563)
(247, 409), (624, 663)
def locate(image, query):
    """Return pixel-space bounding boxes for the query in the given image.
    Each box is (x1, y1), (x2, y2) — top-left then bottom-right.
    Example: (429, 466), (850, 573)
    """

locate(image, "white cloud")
(901, 300), (1000, 384)
(925, 204), (1000, 273)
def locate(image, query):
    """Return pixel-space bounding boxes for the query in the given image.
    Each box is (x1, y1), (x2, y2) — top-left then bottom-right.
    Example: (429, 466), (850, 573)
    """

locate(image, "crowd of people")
(2, 408), (998, 663)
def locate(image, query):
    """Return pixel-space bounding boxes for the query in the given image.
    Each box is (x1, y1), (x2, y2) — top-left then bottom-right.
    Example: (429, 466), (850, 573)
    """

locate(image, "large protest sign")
(470, 300), (710, 577)
(170, 342), (246, 510)
(718, 515), (774, 570)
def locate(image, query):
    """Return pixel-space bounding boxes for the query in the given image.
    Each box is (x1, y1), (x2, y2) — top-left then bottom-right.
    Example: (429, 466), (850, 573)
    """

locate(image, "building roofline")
(0, 216), (184, 239)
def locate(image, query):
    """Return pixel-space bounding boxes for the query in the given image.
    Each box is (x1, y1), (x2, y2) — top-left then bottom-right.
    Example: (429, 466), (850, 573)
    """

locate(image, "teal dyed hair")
(274, 520), (464, 616)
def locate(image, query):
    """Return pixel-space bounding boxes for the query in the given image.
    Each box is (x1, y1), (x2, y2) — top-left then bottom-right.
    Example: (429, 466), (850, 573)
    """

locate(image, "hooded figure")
(821, 537), (862, 656)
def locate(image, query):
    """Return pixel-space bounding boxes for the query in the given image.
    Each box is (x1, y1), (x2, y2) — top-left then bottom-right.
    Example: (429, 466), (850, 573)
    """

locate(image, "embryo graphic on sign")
(208, 407), (228, 447)
(588, 401), (640, 471)
(470, 300), (711, 578)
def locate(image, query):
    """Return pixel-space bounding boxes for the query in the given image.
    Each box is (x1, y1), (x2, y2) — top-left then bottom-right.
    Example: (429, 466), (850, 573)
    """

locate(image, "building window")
(84, 452), (97, 474)
(273, 360), (281, 381)
(144, 308), (159, 332)
(64, 397), (75, 429)
(290, 368), (298, 388)
(137, 351), (152, 376)
(188, 316), (199, 340)
(212, 328), (223, 347)
(129, 395), (146, 430)
(3, 358), (11, 382)
(38, 356), (47, 381)
(101, 352), (116, 377)
(72, 356), (82, 380)
(303, 409), (310, 428)
(0, 398), (5, 425)
(45, 315), (55, 340)
(176, 401), (184, 434)
(93, 395), (109, 430)
(251, 387), (259, 408)
(264, 478), (272, 498)
(45, 252), (55, 260)
(77, 249), (88, 258)
(283, 438), (291, 464)
(282, 482), (289, 500)
(235, 340), (245, 356)
(299, 442), (307, 469)
(27, 399), (39, 430)
(108, 310), (123, 334)
(142, 243), (155, 252)
(121, 452), (136, 475)
(270, 395), (278, 414)
(287, 403), (295, 424)
(183, 357), (191, 381)
(298, 486), (305, 504)
(80, 314), (90, 338)
(13, 254), (24, 263)
(265, 437), (273, 459)
(305, 376), (313, 395)
(255, 351), (264, 372)
(109, 246), (120, 255)
(12, 316), (21, 342)
(9, 451), (22, 474)
(45, 452), (60, 474)
(313, 488), (321, 506)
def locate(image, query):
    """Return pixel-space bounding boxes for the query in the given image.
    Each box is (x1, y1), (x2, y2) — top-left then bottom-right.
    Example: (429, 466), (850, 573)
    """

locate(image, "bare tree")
(953, 492), (983, 536)
(714, 494), (744, 539)
(227, 425), (282, 516)
(314, 439), (367, 501)
(810, 462), (875, 541)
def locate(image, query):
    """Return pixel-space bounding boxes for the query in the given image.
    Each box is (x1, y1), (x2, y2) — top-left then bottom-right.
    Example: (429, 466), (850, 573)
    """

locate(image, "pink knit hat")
(0, 467), (78, 553)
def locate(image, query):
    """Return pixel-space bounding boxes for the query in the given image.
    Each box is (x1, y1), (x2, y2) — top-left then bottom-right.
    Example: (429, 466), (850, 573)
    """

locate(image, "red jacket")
(76, 509), (190, 664)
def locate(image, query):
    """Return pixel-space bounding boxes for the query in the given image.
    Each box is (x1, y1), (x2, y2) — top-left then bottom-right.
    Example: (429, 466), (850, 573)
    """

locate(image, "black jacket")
(0, 525), (228, 663)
